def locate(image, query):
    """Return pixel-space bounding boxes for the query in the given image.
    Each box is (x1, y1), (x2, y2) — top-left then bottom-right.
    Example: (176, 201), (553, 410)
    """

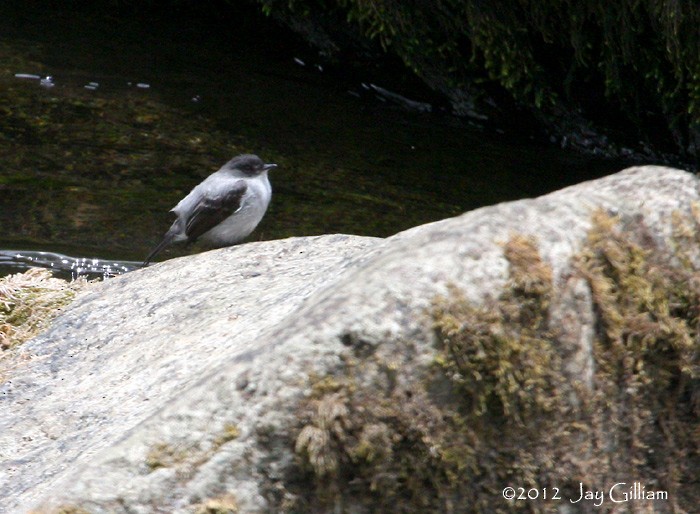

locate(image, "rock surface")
(1, 166), (699, 513)
(0, 235), (380, 513)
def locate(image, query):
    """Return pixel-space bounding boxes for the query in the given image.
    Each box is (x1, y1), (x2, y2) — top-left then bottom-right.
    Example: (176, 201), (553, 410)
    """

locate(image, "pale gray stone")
(1, 166), (697, 513)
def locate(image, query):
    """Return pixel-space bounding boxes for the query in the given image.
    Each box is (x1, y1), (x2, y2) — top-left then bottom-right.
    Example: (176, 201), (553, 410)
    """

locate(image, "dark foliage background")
(255, 0), (700, 166)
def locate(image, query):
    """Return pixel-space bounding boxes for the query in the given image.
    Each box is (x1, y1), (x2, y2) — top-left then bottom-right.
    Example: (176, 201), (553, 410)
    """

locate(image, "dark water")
(0, 3), (632, 280)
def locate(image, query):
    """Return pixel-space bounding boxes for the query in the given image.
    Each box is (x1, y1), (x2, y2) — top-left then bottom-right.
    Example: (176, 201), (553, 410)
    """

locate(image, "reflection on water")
(0, 250), (140, 280)
(15, 71), (150, 92)
(0, 3), (633, 281)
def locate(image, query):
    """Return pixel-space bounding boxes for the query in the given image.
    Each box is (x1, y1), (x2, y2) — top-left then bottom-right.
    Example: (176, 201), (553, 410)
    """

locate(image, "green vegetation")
(144, 422), (242, 474)
(434, 235), (562, 423)
(194, 494), (239, 514)
(213, 423), (241, 448)
(576, 210), (700, 496)
(258, 0), (700, 158)
(286, 213), (700, 512)
(28, 506), (91, 514)
(145, 442), (189, 471)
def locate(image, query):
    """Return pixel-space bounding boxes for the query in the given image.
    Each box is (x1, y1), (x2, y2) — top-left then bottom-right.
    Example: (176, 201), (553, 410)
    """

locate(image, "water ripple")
(0, 250), (141, 281)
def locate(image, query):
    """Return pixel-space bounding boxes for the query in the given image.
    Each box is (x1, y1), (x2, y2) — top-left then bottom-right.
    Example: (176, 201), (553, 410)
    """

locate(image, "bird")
(143, 154), (277, 265)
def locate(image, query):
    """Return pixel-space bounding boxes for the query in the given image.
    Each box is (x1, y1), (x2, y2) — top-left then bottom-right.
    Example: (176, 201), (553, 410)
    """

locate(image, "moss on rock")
(0, 268), (87, 351)
(145, 442), (189, 471)
(576, 210), (700, 503)
(434, 234), (562, 422)
(28, 506), (92, 514)
(283, 213), (700, 512)
(194, 494), (239, 514)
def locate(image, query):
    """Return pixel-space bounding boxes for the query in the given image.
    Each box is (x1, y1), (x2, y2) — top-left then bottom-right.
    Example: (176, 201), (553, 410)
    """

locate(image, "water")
(0, 249), (140, 281)
(0, 3), (632, 280)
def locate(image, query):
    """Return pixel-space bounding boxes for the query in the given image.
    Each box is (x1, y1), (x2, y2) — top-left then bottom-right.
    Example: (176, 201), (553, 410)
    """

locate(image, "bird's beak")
(263, 163), (277, 172)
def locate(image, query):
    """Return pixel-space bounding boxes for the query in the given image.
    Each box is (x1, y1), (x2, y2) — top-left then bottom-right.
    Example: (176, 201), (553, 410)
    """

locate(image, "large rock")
(1, 166), (699, 513)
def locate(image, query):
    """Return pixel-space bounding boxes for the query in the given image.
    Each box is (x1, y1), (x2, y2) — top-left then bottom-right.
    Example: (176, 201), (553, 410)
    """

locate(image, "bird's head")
(224, 154), (277, 177)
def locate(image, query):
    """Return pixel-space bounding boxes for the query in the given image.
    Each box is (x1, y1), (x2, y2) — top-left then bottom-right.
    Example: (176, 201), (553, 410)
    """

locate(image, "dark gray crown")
(224, 154), (276, 176)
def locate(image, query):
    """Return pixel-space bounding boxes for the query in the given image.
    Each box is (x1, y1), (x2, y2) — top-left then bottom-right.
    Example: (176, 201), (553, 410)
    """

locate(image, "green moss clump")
(576, 210), (700, 498)
(144, 423), (241, 480)
(213, 423), (241, 449)
(434, 234), (562, 423)
(292, 378), (473, 512)
(28, 506), (91, 514)
(430, 234), (577, 509)
(145, 442), (188, 471)
(53, 508), (90, 514)
(0, 268), (87, 351)
(286, 234), (574, 512)
(194, 494), (239, 514)
(282, 214), (700, 512)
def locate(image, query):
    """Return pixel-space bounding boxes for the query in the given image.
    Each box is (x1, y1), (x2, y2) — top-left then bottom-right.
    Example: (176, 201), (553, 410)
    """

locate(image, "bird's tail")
(142, 231), (176, 266)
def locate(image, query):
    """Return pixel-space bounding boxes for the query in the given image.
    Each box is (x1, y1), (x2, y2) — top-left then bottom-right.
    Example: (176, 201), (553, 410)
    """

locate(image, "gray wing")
(184, 180), (247, 241)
